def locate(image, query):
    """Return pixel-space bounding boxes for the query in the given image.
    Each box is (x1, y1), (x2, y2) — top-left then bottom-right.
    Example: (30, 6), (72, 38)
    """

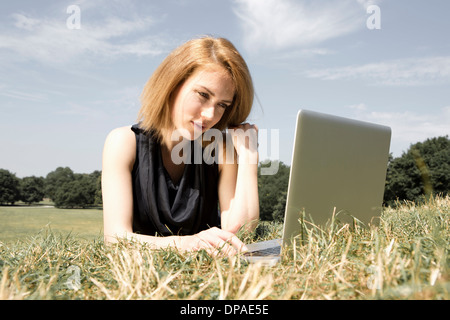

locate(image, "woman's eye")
(197, 91), (228, 109)
(198, 91), (209, 99)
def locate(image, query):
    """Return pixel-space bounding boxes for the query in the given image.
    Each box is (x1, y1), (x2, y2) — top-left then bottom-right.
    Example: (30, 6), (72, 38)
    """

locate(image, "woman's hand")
(178, 227), (247, 257)
(228, 123), (258, 164)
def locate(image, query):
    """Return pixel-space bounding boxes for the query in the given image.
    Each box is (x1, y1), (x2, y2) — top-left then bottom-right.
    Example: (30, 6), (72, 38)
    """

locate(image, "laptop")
(243, 109), (392, 265)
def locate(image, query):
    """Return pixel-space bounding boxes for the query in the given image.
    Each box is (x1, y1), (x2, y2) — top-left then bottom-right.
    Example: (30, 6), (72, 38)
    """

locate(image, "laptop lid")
(282, 109), (391, 245)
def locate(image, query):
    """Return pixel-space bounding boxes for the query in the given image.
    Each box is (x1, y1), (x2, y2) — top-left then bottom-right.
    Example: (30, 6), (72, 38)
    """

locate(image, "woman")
(101, 36), (259, 256)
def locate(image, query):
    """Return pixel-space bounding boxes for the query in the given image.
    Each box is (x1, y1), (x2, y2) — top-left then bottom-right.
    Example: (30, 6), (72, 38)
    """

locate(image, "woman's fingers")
(227, 123), (259, 162)
(192, 227), (247, 257)
(229, 122), (258, 132)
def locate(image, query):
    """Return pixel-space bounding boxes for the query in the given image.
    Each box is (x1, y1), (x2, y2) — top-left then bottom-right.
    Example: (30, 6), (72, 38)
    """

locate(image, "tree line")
(1, 136), (448, 214)
(0, 167), (101, 208)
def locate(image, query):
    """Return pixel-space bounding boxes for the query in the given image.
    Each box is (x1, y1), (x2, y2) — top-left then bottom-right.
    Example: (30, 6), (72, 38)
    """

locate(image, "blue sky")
(1, 0), (449, 178)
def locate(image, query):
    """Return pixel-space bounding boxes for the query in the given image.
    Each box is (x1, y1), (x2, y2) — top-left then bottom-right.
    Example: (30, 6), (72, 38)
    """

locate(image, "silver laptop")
(243, 109), (391, 265)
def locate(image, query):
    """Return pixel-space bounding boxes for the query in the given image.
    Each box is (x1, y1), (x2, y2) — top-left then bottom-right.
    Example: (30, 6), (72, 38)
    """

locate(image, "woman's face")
(170, 65), (235, 141)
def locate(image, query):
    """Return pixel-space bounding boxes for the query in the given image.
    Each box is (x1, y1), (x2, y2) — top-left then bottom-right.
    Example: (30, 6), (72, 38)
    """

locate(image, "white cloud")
(0, 11), (168, 66)
(348, 105), (450, 155)
(233, 0), (370, 53)
(304, 56), (450, 86)
(12, 13), (40, 31)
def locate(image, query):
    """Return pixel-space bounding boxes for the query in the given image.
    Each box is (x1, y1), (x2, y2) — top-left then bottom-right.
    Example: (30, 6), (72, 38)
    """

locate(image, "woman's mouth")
(192, 121), (206, 132)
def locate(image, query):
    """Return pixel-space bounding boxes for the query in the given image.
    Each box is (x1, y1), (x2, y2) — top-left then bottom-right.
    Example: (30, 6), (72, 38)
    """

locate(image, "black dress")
(130, 124), (220, 236)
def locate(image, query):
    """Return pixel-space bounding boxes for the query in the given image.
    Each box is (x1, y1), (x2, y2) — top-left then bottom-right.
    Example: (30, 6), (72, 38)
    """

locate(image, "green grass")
(0, 206), (103, 243)
(0, 196), (448, 300)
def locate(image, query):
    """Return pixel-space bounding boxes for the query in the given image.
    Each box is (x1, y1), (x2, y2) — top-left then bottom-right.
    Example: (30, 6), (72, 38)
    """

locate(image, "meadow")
(0, 205), (103, 243)
(0, 196), (448, 300)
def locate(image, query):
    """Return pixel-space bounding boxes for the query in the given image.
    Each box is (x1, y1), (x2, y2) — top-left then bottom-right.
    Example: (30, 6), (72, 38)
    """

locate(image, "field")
(0, 197), (448, 301)
(0, 206), (103, 243)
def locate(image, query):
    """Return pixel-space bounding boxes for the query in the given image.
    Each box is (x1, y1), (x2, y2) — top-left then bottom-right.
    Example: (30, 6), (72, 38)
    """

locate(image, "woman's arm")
(101, 126), (136, 243)
(101, 126), (246, 254)
(218, 123), (260, 234)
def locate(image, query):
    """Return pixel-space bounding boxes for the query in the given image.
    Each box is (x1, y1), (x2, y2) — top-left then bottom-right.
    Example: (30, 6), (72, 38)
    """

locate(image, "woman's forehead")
(186, 66), (235, 97)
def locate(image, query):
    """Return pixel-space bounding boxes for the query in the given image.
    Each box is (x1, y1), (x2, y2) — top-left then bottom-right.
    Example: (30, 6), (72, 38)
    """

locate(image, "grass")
(0, 206), (103, 243)
(0, 196), (448, 300)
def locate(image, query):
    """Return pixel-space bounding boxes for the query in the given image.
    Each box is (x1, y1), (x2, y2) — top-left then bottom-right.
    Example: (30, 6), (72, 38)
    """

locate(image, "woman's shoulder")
(105, 125), (136, 145)
(103, 126), (136, 169)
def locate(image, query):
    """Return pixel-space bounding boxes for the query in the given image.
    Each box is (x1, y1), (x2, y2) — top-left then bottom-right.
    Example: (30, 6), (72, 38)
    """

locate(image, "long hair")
(137, 36), (254, 141)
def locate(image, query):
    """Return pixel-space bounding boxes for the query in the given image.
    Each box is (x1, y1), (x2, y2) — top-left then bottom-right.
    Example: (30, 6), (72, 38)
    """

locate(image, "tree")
(258, 161), (290, 221)
(384, 136), (450, 205)
(94, 173), (103, 206)
(88, 170), (102, 206)
(20, 176), (45, 204)
(45, 167), (75, 201)
(0, 169), (21, 205)
(272, 190), (287, 222)
(54, 178), (89, 208)
(52, 171), (101, 208)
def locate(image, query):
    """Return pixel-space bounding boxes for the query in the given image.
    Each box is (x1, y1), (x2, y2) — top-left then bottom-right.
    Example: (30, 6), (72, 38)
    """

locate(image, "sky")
(1, 0), (449, 178)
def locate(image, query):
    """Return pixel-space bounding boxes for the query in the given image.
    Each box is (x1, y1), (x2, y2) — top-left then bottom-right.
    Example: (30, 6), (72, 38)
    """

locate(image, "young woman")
(101, 36), (259, 256)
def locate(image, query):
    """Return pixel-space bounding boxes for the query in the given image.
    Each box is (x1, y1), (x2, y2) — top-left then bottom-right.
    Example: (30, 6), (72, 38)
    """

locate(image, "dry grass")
(0, 196), (448, 300)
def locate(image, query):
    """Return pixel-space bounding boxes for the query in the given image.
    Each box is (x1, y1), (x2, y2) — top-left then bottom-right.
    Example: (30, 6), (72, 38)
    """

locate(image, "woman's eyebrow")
(199, 86), (233, 104)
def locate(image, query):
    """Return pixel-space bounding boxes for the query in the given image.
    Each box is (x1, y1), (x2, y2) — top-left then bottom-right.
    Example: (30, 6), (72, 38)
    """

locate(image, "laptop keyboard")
(244, 246), (281, 256)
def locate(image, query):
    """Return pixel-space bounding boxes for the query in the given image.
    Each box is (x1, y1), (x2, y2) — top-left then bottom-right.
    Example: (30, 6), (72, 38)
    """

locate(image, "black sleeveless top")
(131, 124), (220, 236)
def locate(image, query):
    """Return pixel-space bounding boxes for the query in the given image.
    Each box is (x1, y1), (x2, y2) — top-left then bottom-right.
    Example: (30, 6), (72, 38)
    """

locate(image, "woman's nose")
(201, 103), (215, 120)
